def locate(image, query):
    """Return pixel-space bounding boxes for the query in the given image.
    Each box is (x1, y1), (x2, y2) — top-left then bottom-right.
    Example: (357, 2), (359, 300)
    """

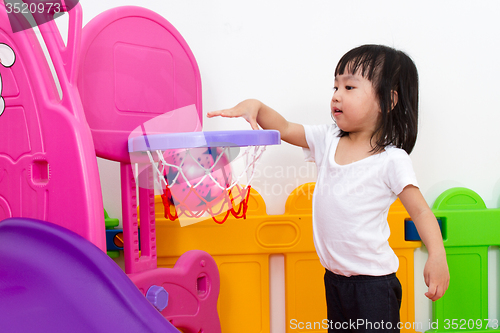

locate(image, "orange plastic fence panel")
(386, 198), (421, 333)
(282, 183), (325, 332)
(154, 183), (420, 333)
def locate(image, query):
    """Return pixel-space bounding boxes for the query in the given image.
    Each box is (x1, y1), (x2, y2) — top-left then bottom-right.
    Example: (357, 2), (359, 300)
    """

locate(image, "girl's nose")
(332, 91), (340, 102)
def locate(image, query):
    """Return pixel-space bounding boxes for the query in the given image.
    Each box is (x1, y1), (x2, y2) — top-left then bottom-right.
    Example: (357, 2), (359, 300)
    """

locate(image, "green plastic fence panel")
(104, 208), (120, 258)
(429, 188), (500, 332)
(104, 208), (119, 229)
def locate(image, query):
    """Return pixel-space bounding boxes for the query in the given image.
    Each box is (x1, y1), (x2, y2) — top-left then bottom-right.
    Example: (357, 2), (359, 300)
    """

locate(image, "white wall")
(83, 1), (500, 332)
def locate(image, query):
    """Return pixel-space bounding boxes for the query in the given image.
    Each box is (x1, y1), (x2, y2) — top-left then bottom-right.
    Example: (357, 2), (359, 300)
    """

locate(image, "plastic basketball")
(162, 147), (232, 211)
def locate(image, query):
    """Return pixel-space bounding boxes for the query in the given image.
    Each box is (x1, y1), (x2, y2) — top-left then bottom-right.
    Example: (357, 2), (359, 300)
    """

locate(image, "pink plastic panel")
(78, 6), (203, 163)
(0, 3), (105, 251)
(129, 250), (222, 333)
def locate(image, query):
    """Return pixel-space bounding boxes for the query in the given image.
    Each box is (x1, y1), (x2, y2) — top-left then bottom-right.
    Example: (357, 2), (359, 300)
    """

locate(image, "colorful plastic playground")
(0, 1), (499, 332)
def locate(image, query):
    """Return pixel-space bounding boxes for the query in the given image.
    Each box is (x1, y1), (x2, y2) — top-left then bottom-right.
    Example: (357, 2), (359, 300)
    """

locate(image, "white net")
(145, 145), (267, 223)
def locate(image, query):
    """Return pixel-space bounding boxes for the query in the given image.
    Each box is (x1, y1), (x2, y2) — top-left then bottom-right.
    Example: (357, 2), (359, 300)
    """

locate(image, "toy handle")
(35, 0), (82, 88)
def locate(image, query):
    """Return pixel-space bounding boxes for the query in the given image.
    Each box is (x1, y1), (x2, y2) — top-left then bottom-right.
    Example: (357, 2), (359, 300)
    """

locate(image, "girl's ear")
(391, 90), (398, 110)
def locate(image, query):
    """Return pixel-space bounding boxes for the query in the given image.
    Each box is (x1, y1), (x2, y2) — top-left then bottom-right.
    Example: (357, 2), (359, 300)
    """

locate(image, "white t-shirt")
(303, 123), (419, 277)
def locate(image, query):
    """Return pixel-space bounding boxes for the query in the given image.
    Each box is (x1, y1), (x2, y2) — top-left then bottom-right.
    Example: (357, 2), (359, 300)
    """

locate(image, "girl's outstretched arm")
(207, 99), (308, 148)
(398, 185), (450, 301)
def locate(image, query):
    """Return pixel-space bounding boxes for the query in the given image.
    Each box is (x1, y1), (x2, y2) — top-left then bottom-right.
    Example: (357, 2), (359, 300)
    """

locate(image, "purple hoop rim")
(128, 130), (281, 152)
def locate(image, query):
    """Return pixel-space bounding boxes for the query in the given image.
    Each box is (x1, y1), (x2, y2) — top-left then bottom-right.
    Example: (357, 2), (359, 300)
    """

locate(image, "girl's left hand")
(423, 254), (450, 301)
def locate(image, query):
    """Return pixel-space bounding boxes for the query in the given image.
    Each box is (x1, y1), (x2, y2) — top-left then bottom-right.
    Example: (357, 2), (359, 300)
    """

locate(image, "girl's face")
(331, 71), (381, 136)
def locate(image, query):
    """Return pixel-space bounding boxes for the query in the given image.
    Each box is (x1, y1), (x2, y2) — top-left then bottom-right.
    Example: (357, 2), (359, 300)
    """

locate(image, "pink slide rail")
(0, 1), (222, 332)
(0, 0), (105, 250)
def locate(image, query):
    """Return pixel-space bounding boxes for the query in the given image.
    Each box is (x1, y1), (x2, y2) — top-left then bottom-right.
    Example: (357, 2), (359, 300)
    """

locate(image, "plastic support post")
(121, 163), (156, 274)
(138, 165), (157, 262)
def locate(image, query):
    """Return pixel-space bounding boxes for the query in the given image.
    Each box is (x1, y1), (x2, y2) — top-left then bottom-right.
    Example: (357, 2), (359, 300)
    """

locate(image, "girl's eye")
(345, 86), (354, 90)
(333, 87), (338, 92)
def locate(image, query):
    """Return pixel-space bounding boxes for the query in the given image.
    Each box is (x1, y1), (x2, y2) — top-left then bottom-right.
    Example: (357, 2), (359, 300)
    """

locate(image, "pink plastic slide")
(0, 217), (181, 333)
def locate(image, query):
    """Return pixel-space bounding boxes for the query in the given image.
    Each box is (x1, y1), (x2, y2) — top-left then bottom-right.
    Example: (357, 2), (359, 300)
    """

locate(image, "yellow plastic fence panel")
(158, 253), (270, 333)
(285, 251), (327, 332)
(216, 254), (270, 333)
(282, 183), (327, 333)
(154, 183), (421, 333)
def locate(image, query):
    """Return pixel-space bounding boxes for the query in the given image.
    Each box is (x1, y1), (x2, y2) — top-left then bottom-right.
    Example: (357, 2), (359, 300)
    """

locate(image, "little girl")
(208, 44), (449, 332)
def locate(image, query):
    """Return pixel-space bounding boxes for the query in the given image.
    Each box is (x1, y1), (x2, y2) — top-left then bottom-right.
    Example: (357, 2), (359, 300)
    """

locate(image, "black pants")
(324, 270), (402, 333)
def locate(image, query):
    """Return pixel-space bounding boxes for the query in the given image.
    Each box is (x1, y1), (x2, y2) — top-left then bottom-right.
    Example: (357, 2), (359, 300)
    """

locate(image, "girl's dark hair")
(334, 44), (419, 154)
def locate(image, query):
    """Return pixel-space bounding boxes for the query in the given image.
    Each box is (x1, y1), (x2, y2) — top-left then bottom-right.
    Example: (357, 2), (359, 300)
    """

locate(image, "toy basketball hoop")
(128, 130), (280, 224)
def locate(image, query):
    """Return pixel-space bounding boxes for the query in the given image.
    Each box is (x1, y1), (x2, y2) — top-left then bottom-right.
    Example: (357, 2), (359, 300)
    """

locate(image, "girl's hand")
(208, 99), (307, 147)
(398, 185), (450, 301)
(423, 254), (450, 301)
(207, 99), (262, 130)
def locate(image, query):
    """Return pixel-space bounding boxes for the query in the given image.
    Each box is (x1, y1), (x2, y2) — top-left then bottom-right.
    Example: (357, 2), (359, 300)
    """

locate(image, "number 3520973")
(5, 2), (61, 14)
(443, 319), (498, 330)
